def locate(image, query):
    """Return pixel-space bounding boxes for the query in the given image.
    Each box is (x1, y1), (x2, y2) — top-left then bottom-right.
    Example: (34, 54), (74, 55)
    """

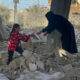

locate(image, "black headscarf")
(45, 11), (55, 23)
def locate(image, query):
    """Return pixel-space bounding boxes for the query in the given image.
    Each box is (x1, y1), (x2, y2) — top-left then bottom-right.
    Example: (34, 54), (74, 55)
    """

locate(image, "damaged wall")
(0, 17), (9, 41)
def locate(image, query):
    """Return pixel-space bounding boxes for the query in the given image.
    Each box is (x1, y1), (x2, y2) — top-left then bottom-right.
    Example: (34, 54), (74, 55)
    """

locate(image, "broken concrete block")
(23, 69), (29, 73)
(0, 51), (8, 65)
(0, 51), (8, 58)
(0, 73), (9, 80)
(0, 22), (9, 40)
(15, 74), (25, 80)
(30, 54), (39, 63)
(49, 72), (65, 80)
(76, 53), (80, 57)
(29, 63), (37, 71)
(29, 56), (37, 63)
(33, 53), (40, 60)
(16, 71), (65, 80)
(23, 50), (32, 57)
(8, 56), (27, 73)
(36, 61), (45, 71)
(1, 59), (7, 65)
(62, 68), (80, 80)
(62, 64), (72, 72)
(23, 50), (40, 64)
(67, 68), (80, 76)
(72, 62), (80, 68)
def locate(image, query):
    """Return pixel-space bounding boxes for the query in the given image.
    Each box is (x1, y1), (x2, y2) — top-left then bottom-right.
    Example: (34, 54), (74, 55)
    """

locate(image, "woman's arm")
(37, 22), (55, 35)
(45, 23), (55, 34)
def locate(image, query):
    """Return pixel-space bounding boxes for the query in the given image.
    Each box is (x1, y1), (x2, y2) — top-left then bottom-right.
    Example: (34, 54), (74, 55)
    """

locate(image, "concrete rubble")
(15, 71), (65, 80)
(0, 32), (80, 80)
(0, 73), (9, 80)
(0, 18), (10, 41)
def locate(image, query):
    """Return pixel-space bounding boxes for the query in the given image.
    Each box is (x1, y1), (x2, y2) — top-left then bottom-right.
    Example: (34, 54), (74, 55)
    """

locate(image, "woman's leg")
(7, 51), (14, 65)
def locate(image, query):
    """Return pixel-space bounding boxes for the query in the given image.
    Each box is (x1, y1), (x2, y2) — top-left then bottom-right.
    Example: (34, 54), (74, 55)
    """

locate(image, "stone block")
(23, 50), (32, 57)
(36, 61), (45, 71)
(62, 64), (72, 72)
(0, 73), (9, 80)
(29, 63), (37, 71)
(0, 51), (8, 58)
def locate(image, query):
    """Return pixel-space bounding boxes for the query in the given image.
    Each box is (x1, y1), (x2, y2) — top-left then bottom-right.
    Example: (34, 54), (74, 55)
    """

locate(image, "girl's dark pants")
(7, 47), (23, 65)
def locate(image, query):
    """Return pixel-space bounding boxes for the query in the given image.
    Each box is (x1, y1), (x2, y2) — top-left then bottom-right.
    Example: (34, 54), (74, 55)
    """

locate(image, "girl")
(7, 24), (34, 65)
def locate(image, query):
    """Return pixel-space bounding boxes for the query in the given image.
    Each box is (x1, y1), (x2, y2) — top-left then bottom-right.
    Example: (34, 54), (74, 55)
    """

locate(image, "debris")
(0, 73), (9, 80)
(62, 64), (73, 72)
(0, 29), (79, 80)
(16, 71), (65, 80)
(36, 61), (45, 71)
(29, 63), (37, 71)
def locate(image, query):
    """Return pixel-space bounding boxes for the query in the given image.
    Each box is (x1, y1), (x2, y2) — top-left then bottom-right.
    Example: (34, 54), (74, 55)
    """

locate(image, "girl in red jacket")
(7, 24), (34, 65)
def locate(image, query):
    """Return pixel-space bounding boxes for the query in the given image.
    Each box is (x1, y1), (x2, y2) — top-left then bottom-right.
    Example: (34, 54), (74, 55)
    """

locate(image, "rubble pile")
(15, 71), (65, 80)
(0, 41), (8, 66)
(0, 41), (8, 51)
(0, 48), (79, 80)
(0, 31), (80, 80)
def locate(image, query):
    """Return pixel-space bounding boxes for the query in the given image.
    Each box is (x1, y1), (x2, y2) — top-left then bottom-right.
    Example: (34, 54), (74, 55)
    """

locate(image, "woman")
(38, 11), (77, 54)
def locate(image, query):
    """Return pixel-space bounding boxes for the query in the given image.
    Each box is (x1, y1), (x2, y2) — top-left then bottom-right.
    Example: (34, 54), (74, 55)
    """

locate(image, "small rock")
(29, 63), (37, 71)
(23, 50), (32, 57)
(0, 73), (9, 80)
(36, 61), (45, 71)
(62, 64), (72, 72)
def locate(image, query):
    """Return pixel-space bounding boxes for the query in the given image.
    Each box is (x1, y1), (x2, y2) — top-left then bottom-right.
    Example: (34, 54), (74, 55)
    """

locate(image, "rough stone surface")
(0, 28), (79, 80)
(0, 73), (9, 80)
(16, 71), (65, 80)
(29, 63), (37, 71)
(62, 64), (73, 72)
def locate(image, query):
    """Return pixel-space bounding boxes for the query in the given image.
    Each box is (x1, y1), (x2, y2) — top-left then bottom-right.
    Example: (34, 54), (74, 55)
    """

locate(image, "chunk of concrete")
(0, 73), (9, 80)
(16, 71), (65, 80)
(62, 64), (72, 72)
(23, 50), (32, 57)
(29, 63), (37, 71)
(36, 61), (45, 71)
(0, 51), (8, 58)
(0, 51), (8, 65)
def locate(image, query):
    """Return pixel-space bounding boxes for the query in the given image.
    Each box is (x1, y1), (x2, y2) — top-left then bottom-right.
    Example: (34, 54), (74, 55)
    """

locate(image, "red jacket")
(8, 30), (31, 51)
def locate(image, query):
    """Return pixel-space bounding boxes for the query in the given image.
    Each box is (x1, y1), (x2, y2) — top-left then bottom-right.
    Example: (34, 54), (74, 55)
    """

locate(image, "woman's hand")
(44, 32), (47, 36)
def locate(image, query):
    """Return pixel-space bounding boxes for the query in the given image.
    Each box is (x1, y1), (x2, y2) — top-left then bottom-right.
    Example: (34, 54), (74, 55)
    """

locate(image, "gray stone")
(0, 51), (8, 59)
(16, 71), (65, 80)
(29, 63), (37, 71)
(62, 64), (72, 72)
(0, 73), (9, 80)
(36, 61), (45, 71)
